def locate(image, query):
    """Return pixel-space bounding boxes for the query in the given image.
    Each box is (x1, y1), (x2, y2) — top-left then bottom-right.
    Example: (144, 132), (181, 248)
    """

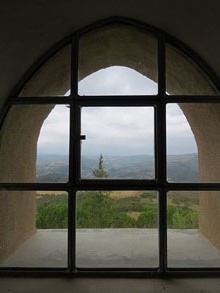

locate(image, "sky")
(37, 66), (197, 156)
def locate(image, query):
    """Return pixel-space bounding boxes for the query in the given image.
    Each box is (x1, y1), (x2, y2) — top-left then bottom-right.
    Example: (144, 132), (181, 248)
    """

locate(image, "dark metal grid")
(2, 183), (220, 191)
(5, 95), (220, 107)
(69, 33), (80, 272)
(157, 31), (167, 273)
(80, 104), (157, 182)
(0, 17), (220, 277)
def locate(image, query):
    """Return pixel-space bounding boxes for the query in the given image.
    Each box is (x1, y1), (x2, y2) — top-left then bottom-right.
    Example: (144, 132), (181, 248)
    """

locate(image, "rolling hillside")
(36, 153), (198, 183)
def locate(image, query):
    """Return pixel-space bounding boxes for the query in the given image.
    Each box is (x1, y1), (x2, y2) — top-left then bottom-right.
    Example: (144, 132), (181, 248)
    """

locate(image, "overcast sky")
(78, 66), (157, 96)
(37, 66), (197, 156)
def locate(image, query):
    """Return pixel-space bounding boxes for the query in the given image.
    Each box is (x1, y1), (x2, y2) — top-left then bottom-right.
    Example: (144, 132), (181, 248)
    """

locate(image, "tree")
(92, 153), (108, 178)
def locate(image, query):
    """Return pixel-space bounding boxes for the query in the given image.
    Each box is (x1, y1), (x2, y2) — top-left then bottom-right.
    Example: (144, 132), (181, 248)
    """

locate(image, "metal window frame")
(0, 16), (220, 277)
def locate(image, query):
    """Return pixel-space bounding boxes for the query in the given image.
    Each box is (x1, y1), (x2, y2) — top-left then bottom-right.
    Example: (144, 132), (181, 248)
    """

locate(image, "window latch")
(80, 135), (86, 140)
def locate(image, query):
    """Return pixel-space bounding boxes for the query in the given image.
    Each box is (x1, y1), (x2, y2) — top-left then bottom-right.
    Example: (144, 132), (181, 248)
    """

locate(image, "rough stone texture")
(0, 105), (53, 261)
(79, 25), (158, 82)
(166, 45), (217, 95)
(0, 191), (36, 262)
(19, 46), (71, 97)
(0, 47), (71, 261)
(179, 104), (220, 249)
(0, 25), (219, 261)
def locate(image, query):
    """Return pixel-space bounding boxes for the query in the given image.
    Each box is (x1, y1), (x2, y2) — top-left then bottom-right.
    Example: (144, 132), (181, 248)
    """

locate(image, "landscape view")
(36, 153), (198, 183)
(35, 67), (199, 231)
(36, 153), (199, 230)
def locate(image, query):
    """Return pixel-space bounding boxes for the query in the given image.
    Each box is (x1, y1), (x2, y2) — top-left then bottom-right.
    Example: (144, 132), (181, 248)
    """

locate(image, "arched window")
(0, 17), (220, 276)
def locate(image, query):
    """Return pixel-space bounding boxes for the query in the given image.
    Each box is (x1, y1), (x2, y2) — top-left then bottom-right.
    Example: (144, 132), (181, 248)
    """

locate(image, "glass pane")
(0, 104), (69, 183)
(166, 45), (217, 95)
(81, 107), (155, 179)
(76, 190), (159, 268)
(78, 25), (158, 95)
(0, 191), (68, 268)
(19, 45), (71, 97)
(166, 103), (198, 183)
(37, 105), (69, 183)
(167, 103), (220, 183)
(167, 191), (220, 268)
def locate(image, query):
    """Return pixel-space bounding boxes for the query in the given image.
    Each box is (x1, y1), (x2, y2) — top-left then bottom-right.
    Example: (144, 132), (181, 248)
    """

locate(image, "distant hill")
(81, 154), (154, 179)
(36, 153), (198, 183)
(37, 154), (68, 183)
(167, 153), (198, 182)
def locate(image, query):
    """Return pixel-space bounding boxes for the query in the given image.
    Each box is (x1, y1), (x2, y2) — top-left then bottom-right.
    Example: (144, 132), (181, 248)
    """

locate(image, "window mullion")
(157, 33), (167, 272)
(68, 33), (80, 272)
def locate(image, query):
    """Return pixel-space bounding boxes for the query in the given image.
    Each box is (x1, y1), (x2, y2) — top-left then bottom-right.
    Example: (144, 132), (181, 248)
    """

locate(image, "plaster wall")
(0, 105), (52, 261)
(0, 45), (71, 260)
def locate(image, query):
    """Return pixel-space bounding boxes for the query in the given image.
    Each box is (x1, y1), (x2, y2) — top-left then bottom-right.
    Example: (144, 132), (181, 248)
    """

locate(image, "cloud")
(37, 67), (198, 156)
(79, 66), (157, 95)
(81, 107), (154, 156)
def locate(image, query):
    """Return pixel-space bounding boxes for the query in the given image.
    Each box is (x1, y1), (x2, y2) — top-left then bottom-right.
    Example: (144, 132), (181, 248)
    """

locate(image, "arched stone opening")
(0, 24), (219, 261)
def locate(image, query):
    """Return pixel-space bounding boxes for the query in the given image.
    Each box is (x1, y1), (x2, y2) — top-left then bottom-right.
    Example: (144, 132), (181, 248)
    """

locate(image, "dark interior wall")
(1, 1), (220, 109)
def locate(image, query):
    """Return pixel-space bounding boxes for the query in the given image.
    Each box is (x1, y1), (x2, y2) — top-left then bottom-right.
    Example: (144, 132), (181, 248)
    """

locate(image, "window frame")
(0, 17), (220, 277)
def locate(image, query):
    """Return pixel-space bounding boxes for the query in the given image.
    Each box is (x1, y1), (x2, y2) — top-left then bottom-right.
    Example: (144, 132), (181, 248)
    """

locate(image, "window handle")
(80, 135), (86, 140)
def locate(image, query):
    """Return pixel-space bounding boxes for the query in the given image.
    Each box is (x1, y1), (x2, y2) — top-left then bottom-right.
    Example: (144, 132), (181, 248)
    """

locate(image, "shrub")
(167, 204), (198, 229)
(36, 192), (198, 229)
(36, 194), (68, 229)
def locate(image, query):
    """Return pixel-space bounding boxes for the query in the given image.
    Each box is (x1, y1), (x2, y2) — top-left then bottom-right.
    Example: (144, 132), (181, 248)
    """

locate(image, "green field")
(36, 191), (199, 229)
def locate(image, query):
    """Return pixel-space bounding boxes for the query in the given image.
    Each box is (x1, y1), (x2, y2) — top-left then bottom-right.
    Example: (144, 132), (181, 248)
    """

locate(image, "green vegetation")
(36, 194), (68, 229)
(77, 191), (136, 228)
(92, 153), (108, 178)
(167, 204), (198, 229)
(36, 191), (198, 229)
(36, 155), (199, 229)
